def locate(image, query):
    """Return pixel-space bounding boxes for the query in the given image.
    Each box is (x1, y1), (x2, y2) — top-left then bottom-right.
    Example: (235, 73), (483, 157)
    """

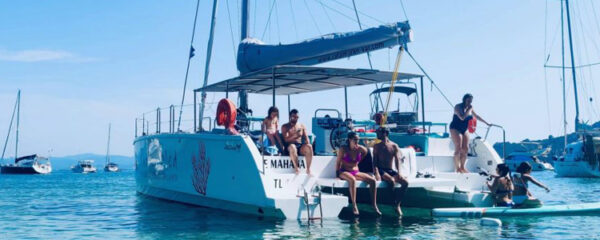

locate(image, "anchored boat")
(104, 123), (119, 172)
(134, 0), (507, 219)
(552, 0), (600, 178)
(0, 90), (52, 174)
(504, 142), (554, 172)
(72, 160), (97, 173)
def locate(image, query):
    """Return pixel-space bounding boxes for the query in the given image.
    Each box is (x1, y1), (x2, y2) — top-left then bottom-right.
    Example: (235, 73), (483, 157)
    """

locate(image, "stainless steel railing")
(134, 103), (215, 137)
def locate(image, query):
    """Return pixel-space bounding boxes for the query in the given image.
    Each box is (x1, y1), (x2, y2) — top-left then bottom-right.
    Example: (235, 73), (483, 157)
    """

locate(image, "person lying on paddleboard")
(336, 132), (381, 216)
(449, 93), (491, 173)
(512, 162), (550, 207)
(373, 127), (409, 216)
(487, 163), (514, 207)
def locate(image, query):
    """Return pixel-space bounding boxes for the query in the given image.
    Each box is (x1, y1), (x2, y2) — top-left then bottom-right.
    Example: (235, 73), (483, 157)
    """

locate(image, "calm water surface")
(0, 170), (599, 239)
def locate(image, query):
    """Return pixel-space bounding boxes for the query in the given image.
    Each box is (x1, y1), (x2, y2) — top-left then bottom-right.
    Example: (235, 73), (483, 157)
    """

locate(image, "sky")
(1, 0), (599, 157)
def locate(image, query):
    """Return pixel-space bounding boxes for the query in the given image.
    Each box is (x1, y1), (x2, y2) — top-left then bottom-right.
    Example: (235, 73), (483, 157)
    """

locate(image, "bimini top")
(370, 86), (417, 96)
(15, 154), (37, 163)
(194, 65), (423, 96)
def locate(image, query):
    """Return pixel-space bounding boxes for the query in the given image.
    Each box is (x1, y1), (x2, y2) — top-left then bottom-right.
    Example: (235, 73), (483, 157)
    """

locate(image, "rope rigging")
(544, 0), (553, 134)
(318, 0), (337, 32)
(330, 0), (384, 25)
(405, 48), (455, 108)
(260, 0), (277, 40)
(288, 0), (299, 40)
(177, 0), (202, 131)
(226, 0), (238, 60)
(303, 0), (322, 35)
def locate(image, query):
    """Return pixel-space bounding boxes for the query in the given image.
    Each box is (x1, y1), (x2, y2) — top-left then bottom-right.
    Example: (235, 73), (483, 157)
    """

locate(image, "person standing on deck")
(449, 93), (490, 173)
(281, 109), (313, 175)
(373, 127), (409, 216)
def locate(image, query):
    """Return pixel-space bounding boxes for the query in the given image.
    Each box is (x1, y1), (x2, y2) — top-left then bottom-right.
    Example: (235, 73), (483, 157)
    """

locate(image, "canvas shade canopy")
(194, 65), (423, 96)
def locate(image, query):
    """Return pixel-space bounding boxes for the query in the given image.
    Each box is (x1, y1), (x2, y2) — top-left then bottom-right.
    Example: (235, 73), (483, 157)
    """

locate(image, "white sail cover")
(236, 21), (412, 73)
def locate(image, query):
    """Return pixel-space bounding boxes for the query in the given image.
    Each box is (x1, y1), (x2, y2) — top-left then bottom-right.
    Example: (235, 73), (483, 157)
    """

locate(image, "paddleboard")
(432, 202), (600, 218)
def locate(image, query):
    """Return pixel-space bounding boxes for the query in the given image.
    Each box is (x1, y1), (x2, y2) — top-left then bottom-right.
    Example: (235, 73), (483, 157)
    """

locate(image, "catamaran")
(0, 90), (52, 174)
(134, 0), (506, 219)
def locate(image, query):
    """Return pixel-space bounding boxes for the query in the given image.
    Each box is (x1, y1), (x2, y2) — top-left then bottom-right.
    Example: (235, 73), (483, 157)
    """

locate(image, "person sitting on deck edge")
(281, 109), (313, 175)
(336, 132), (381, 216)
(373, 127), (409, 216)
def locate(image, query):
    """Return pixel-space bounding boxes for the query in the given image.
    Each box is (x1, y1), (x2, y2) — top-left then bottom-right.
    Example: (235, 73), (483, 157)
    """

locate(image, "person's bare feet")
(352, 206), (360, 215)
(395, 204), (403, 216)
(295, 168), (300, 175)
(373, 205), (382, 216)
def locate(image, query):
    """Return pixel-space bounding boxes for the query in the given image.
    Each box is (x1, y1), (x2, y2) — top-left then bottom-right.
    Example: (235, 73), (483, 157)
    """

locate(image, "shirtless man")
(373, 127), (409, 216)
(281, 109), (313, 175)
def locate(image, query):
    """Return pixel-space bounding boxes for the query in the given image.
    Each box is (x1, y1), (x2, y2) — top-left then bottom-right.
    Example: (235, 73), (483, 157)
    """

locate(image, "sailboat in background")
(104, 123), (119, 172)
(0, 90), (52, 174)
(553, 0), (600, 178)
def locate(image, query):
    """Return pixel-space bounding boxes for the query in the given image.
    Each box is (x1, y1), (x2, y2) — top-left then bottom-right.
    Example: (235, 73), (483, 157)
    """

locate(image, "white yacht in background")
(504, 142), (554, 172)
(104, 123), (119, 172)
(72, 160), (97, 173)
(0, 90), (52, 174)
(552, 0), (600, 178)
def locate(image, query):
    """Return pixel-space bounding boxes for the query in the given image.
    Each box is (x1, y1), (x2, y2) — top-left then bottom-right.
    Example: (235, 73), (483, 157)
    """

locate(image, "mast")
(561, 0), (567, 152)
(239, 0), (250, 110)
(565, 0), (580, 131)
(15, 90), (20, 161)
(198, 0), (219, 131)
(106, 123), (111, 165)
(1, 90), (19, 162)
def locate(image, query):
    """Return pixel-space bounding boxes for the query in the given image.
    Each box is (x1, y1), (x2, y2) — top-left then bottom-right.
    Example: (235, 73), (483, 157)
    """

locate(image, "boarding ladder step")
(298, 187), (323, 224)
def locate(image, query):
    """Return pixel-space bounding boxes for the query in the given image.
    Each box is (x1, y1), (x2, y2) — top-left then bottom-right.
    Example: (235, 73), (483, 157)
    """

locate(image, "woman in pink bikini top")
(335, 132), (381, 216)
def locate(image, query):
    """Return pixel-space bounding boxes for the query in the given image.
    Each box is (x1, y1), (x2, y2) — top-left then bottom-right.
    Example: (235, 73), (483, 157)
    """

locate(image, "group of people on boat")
(335, 127), (409, 216)
(262, 107), (313, 175)
(262, 107), (409, 216)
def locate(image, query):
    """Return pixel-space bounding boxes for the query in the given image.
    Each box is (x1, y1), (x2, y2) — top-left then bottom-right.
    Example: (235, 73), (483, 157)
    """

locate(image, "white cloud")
(0, 49), (96, 62)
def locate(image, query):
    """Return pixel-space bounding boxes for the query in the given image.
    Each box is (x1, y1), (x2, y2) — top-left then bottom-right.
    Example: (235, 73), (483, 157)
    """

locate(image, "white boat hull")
(555, 141), (600, 178)
(555, 160), (600, 177)
(71, 167), (97, 173)
(134, 133), (347, 219)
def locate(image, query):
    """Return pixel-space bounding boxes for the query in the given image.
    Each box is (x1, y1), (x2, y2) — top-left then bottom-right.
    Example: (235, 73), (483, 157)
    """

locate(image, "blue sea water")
(1, 170), (599, 239)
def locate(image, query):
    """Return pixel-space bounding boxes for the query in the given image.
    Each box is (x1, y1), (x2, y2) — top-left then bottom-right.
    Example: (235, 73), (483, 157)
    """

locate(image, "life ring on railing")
(468, 116), (477, 133)
(216, 98), (238, 134)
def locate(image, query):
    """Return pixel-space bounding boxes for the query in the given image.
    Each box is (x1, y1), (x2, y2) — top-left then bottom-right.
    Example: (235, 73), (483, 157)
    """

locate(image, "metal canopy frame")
(193, 65), (425, 132)
(193, 65), (423, 96)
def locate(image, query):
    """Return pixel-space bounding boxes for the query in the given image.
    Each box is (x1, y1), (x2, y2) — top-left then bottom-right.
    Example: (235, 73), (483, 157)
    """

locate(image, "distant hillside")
(493, 121), (600, 158)
(2, 154), (134, 170)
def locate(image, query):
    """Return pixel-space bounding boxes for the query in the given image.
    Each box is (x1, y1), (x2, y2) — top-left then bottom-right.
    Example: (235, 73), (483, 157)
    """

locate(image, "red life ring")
(468, 117), (477, 133)
(216, 98), (238, 134)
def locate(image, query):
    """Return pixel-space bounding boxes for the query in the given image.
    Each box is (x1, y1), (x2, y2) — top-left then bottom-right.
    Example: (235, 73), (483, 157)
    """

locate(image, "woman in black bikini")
(487, 163), (514, 207)
(449, 93), (490, 173)
(336, 132), (381, 216)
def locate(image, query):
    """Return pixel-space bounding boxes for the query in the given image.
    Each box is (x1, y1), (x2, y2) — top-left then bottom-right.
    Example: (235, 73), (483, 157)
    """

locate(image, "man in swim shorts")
(373, 127), (409, 216)
(281, 109), (313, 175)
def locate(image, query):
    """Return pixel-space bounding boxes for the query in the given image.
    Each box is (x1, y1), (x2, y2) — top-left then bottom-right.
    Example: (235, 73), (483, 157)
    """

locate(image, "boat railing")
(134, 103), (215, 137)
(484, 124), (506, 159)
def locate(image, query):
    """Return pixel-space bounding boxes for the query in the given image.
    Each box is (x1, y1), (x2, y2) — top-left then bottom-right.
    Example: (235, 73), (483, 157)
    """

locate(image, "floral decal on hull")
(192, 142), (211, 195)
